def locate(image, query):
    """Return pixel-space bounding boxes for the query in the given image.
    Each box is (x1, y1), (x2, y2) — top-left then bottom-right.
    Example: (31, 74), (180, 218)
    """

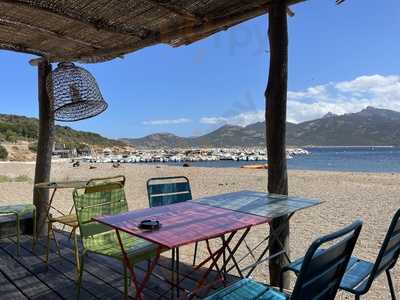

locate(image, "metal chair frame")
(205, 220), (363, 300)
(45, 175), (126, 276)
(0, 204), (37, 256)
(283, 209), (400, 300)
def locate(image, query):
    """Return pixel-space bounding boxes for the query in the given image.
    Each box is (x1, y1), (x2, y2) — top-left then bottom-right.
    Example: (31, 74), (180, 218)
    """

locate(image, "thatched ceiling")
(0, 0), (304, 63)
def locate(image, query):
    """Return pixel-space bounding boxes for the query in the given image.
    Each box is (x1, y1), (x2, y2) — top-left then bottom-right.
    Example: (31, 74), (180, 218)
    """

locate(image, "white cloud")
(200, 111), (264, 127)
(335, 75), (400, 93)
(200, 74), (400, 125)
(142, 118), (191, 125)
(287, 74), (400, 123)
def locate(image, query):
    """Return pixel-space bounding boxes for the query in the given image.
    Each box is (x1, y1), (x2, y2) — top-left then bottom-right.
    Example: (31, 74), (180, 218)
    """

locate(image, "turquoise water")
(167, 147), (400, 173)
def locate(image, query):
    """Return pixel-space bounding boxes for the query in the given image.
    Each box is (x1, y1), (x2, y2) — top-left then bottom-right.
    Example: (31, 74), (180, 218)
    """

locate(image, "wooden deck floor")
(0, 231), (239, 299)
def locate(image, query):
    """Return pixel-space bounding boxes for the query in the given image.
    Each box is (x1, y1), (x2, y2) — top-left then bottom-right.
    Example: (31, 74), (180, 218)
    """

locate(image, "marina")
(71, 148), (310, 164)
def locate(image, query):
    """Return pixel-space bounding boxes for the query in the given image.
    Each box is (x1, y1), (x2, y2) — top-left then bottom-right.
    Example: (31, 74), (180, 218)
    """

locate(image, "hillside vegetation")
(0, 114), (124, 149)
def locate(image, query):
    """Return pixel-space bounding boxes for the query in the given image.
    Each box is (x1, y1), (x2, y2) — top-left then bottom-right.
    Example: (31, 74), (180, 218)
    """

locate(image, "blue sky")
(0, 0), (399, 139)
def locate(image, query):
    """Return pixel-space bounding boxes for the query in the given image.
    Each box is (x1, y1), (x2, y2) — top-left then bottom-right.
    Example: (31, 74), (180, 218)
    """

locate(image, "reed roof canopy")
(0, 0), (308, 63)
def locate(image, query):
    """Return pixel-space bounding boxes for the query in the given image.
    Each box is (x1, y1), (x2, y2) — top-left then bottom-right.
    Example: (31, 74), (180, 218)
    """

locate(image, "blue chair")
(283, 209), (400, 299)
(205, 220), (363, 300)
(146, 176), (198, 264)
(147, 176), (192, 207)
(147, 176), (196, 296)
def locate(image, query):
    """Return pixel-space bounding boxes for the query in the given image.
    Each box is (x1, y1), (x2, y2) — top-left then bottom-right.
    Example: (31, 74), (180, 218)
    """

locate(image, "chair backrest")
(291, 220), (363, 300)
(73, 180), (128, 248)
(85, 175), (126, 190)
(365, 209), (400, 289)
(146, 176), (192, 207)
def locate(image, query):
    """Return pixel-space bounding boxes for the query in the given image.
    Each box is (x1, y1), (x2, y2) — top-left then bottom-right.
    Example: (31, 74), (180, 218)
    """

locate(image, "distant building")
(103, 148), (112, 157)
(52, 143), (76, 158)
(77, 145), (92, 157)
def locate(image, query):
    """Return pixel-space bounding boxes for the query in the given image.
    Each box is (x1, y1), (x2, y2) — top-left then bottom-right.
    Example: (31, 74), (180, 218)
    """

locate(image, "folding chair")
(284, 209), (400, 299)
(205, 220), (363, 300)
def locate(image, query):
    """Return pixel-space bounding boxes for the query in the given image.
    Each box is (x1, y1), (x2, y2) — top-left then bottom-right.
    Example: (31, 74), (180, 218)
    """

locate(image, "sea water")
(166, 147), (400, 173)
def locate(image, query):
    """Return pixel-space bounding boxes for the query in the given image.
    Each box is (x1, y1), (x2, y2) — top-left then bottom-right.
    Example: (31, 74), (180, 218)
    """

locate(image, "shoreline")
(303, 145), (396, 148)
(2, 159), (400, 175)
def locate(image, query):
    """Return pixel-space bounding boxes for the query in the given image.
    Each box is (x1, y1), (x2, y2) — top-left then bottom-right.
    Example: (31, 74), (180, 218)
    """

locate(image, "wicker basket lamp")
(46, 62), (108, 122)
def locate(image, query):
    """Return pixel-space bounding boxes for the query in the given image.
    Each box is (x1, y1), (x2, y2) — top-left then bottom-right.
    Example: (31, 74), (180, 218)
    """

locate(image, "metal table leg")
(188, 227), (252, 299)
(116, 229), (161, 300)
(37, 187), (57, 236)
(225, 213), (295, 278)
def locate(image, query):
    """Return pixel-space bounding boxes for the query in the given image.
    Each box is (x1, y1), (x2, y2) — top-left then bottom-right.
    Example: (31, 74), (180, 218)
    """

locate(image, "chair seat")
(0, 204), (35, 216)
(285, 249), (374, 293)
(50, 214), (79, 228)
(205, 278), (288, 300)
(85, 231), (162, 264)
(339, 258), (374, 293)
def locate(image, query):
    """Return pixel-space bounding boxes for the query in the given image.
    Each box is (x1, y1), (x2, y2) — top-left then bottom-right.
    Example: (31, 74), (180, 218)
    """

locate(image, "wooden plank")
(0, 270), (27, 299)
(1, 238), (88, 300)
(155, 255), (237, 286)
(55, 230), (231, 298)
(18, 236), (123, 300)
(0, 241), (61, 299)
(41, 233), (167, 299)
(56, 230), (238, 298)
(53, 233), (168, 299)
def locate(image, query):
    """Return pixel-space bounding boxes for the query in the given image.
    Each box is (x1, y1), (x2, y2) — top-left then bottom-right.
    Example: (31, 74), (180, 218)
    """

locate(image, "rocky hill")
(287, 107), (400, 146)
(123, 107), (400, 148)
(0, 114), (125, 148)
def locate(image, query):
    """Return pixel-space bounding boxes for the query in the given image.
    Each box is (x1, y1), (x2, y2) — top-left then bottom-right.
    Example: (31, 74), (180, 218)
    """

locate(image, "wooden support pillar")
(265, 0), (290, 288)
(33, 61), (54, 236)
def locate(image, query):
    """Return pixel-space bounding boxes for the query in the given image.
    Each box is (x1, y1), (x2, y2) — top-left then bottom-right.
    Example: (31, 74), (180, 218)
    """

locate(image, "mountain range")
(122, 107), (400, 148)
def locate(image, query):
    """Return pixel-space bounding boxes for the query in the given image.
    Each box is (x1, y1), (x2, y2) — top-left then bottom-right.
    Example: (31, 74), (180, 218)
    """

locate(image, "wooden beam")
(63, 2), (276, 61)
(33, 61), (54, 236)
(144, 0), (203, 22)
(265, 0), (290, 288)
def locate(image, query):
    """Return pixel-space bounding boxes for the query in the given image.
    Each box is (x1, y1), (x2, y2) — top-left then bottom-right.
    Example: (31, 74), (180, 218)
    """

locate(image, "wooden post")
(265, 0), (290, 288)
(33, 60), (54, 236)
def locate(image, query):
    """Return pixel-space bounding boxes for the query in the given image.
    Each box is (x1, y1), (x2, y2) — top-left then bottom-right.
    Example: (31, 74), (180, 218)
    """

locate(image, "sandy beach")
(0, 162), (399, 299)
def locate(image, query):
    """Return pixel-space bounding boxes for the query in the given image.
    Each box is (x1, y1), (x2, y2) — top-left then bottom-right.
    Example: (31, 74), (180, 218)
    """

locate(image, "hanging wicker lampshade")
(47, 62), (108, 122)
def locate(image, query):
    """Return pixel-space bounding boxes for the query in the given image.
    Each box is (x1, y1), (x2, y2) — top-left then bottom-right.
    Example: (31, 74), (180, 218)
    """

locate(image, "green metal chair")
(74, 180), (160, 299)
(46, 175), (127, 275)
(283, 208), (400, 299)
(0, 204), (36, 256)
(205, 220), (363, 300)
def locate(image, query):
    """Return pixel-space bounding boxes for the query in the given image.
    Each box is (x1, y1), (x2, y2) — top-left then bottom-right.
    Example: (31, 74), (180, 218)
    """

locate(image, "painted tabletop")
(94, 201), (268, 249)
(194, 190), (322, 218)
(35, 180), (87, 189)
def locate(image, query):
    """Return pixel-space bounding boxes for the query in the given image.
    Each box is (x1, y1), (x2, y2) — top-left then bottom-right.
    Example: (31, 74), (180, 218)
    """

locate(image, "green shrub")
(0, 145), (7, 160)
(0, 175), (11, 183)
(14, 175), (31, 182)
(28, 141), (38, 153)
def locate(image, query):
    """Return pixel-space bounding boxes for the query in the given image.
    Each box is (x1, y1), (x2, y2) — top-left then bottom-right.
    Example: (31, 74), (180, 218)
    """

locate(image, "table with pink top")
(94, 201), (268, 299)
